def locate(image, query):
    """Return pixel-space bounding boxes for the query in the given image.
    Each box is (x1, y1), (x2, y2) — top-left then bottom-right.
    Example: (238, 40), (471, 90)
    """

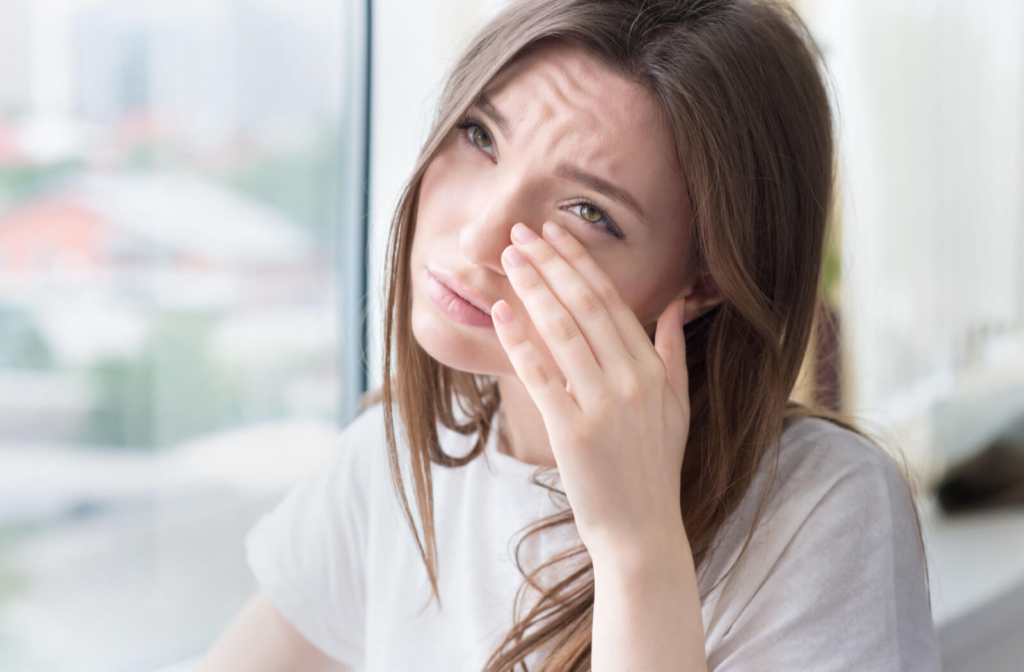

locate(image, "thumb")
(653, 298), (689, 404)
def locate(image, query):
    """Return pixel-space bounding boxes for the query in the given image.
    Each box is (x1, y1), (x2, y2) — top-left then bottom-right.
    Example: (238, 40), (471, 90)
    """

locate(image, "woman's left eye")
(565, 201), (625, 239)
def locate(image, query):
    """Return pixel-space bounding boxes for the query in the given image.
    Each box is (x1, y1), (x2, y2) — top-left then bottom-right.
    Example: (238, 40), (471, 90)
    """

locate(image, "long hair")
(359, 1), (928, 669)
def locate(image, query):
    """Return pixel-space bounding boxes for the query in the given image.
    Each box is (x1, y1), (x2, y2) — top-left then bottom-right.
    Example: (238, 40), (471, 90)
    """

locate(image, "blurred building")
(70, 0), (341, 150)
(0, 0), (32, 115)
(0, 171), (320, 309)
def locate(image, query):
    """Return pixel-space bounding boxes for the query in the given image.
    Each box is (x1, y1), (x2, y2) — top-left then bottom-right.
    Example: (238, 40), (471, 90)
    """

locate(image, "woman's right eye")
(455, 118), (496, 159)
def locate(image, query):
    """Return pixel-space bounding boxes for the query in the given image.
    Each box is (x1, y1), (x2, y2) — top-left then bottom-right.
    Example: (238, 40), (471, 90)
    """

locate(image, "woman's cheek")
(419, 149), (473, 227)
(418, 150), (450, 208)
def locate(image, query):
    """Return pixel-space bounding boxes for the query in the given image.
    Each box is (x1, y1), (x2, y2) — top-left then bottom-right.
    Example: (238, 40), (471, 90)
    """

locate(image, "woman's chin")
(411, 307), (505, 375)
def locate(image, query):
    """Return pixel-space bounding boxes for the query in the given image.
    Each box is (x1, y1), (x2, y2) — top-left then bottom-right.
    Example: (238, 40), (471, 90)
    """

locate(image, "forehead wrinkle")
(541, 65), (613, 130)
(492, 50), (633, 150)
(541, 92), (638, 196)
(482, 47), (677, 225)
(523, 69), (618, 161)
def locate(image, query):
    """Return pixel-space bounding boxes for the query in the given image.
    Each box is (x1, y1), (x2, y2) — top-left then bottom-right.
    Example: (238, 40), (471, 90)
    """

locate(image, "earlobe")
(678, 272), (723, 324)
(681, 296), (724, 326)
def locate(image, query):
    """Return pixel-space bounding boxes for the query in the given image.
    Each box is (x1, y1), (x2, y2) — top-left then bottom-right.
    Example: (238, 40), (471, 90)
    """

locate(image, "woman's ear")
(644, 273), (722, 340)
(700, 272), (721, 300)
(680, 272), (723, 325)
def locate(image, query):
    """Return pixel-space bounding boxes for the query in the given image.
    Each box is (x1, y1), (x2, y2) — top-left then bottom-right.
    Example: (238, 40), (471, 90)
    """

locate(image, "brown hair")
(360, 0), (928, 669)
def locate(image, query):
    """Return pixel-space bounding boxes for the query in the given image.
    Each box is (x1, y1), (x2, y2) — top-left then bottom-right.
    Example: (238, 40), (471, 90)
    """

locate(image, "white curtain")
(805, 0), (1024, 477)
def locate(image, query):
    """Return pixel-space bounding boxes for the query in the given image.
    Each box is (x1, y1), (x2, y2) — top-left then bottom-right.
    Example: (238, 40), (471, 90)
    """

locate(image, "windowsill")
(920, 495), (1024, 660)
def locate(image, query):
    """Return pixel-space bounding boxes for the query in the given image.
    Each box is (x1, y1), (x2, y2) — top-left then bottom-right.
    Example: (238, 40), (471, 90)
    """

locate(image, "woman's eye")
(456, 118), (495, 158)
(577, 203), (602, 223)
(469, 126), (493, 151)
(566, 202), (624, 239)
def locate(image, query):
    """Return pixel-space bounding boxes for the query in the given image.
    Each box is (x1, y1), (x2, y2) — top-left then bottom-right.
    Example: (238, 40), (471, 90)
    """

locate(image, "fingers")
(507, 221), (642, 379)
(500, 233), (606, 408)
(654, 298), (689, 405)
(491, 298), (582, 425)
(531, 222), (654, 363)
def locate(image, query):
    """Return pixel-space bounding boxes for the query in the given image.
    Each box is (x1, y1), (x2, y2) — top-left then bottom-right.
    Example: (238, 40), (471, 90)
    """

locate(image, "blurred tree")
(81, 311), (244, 449)
(221, 121), (342, 248)
(0, 161), (82, 206)
(0, 524), (31, 660)
(0, 307), (53, 369)
(820, 225), (841, 305)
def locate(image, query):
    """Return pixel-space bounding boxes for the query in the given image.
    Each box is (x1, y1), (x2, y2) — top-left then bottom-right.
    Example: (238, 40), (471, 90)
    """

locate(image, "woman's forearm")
(590, 528), (708, 672)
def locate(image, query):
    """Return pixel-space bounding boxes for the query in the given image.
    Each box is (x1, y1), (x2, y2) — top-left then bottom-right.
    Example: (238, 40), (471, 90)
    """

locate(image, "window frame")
(337, 0), (373, 425)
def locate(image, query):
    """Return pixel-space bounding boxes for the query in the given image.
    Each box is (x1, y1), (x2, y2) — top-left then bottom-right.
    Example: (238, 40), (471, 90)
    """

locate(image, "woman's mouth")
(424, 269), (495, 328)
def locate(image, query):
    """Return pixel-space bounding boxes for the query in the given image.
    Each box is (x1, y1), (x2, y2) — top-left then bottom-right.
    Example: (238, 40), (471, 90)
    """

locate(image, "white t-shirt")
(244, 399), (941, 671)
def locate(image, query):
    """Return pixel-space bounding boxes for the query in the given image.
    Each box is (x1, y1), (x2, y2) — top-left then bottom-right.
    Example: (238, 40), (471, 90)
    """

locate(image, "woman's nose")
(458, 183), (543, 274)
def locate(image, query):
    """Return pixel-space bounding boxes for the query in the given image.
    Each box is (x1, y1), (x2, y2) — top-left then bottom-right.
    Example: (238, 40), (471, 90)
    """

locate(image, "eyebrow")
(474, 93), (513, 141)
(471, 93), (647, 222)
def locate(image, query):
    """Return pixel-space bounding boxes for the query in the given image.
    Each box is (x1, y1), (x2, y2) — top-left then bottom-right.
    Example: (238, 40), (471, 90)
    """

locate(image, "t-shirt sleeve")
(706, 432), (941, 671)
(243, 409), (378, 669)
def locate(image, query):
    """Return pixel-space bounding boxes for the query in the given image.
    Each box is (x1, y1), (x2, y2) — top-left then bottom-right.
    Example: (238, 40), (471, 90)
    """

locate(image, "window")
(800, 0), (1024, 480)
(0, 0), (369, 669)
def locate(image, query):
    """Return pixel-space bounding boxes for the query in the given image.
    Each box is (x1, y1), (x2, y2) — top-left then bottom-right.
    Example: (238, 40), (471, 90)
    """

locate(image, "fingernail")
(542, 221), (565, 240)
(511, 223), (537, 243)
(503, 246), (527, 267)
(494, 301), (515, 323)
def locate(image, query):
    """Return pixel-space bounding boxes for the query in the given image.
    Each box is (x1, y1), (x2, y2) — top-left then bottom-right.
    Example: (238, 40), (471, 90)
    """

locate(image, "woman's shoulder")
(703, 415), (919, 581)
(699, 416), (924, 614)
(700, 415), (936, 668)
(312, 400), (391, 486)
(719, 414), (921, 565)
(775, 415), (912, 494)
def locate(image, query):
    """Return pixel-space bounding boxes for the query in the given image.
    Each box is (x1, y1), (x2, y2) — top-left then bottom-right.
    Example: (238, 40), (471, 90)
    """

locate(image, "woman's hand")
(491, 221), (692, 564)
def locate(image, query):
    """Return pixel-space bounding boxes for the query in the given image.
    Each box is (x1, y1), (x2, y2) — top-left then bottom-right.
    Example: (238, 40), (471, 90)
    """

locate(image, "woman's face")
(410, 41), (693, 376)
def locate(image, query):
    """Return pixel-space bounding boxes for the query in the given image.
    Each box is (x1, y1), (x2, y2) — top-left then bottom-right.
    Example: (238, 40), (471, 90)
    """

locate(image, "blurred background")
(0, 0), (1020, 670)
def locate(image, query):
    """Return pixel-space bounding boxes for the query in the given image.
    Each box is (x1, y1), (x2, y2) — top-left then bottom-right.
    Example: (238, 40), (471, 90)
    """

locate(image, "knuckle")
(569, 422), (595, 446)
(528, 360), (558, 388)
(619, 373), (643, 402)
(644, 357), (667, 383)
(593, 392), (616, 417)
(549, 313), (579, 343)
(571, 285), (602, 316)
(534, 245), (558, 265)
(519, 272), (543, 291)
(594, 280), (620, 306)
(560, 242), (585, 262)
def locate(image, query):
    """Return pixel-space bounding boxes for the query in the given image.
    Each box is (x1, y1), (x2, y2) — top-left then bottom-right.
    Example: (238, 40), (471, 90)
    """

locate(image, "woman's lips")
(427, 267), (493, 312)
(425, 269), (495, 328)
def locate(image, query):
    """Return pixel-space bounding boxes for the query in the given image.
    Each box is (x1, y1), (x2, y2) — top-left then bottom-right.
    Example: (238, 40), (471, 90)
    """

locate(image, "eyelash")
(454, 115), (626, 240)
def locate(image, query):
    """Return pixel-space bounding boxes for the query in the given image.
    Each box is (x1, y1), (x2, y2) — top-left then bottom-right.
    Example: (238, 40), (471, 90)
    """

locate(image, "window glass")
(0, 0), (357, 669)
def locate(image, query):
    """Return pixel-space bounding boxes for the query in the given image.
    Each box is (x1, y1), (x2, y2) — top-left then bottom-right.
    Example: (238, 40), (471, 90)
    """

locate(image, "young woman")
(199, 0), (940, 670)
